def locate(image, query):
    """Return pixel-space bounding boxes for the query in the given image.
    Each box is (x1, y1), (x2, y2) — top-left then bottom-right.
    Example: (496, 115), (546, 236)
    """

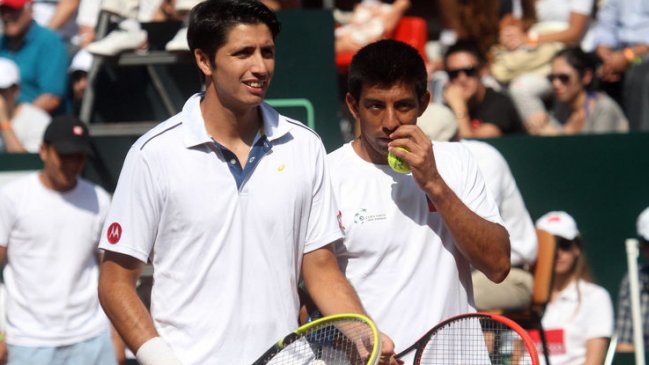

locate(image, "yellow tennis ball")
(387, 147), (411, 174)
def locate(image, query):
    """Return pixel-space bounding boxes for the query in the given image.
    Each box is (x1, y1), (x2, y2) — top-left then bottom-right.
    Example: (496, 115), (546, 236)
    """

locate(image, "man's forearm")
(99, 259), (159, 353)
(426, 180), (511, 282)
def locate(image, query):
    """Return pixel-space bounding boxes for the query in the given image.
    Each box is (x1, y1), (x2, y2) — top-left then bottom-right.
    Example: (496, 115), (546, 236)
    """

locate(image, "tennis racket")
(252, 313), (382, 365)
(397, 312), (540, 365)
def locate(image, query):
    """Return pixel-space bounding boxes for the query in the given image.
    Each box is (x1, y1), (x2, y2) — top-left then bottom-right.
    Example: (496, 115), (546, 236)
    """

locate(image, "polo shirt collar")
(181, 93), (294, 148)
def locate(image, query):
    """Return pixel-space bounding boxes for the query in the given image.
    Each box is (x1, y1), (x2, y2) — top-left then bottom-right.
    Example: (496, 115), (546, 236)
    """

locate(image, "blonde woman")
(535, 211), (613, 365)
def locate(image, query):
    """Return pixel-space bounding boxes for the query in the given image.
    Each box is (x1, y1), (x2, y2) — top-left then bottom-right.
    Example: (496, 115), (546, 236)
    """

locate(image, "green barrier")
(484, 132), (649, 309)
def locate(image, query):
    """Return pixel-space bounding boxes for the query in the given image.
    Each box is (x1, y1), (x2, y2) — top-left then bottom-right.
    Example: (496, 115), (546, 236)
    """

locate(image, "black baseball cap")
(43, 116), (94, 156)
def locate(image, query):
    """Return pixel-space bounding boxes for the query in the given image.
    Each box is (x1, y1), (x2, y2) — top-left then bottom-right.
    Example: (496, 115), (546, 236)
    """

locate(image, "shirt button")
(230, 159), (236, 165)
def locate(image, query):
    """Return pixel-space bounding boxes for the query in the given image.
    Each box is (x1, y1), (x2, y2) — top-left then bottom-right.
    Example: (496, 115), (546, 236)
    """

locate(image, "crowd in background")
(0, 0), (648, 364)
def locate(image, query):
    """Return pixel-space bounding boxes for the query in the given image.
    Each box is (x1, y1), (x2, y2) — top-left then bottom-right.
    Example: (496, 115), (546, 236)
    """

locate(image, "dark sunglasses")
(547, 73), (572, 84)
(446, 66), (479, 80)
(556, 238), (576, 251)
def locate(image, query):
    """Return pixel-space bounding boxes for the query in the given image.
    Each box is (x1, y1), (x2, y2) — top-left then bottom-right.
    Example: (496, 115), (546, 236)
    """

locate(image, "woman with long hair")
(535, 211), (613, 365)
(532, 47), (629, 134)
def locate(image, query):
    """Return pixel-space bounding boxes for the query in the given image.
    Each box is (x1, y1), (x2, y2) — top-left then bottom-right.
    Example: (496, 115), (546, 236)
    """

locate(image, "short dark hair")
(187, 0), (281, 67)
(443, 39), (488, 69)
(347, 39), (428, 102)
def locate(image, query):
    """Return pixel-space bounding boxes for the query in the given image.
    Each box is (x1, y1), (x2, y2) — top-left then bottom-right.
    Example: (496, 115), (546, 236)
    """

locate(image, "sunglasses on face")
(556, 238), (576, 251)
(547, 73), (572, 84)
(446, 66), (479, 80)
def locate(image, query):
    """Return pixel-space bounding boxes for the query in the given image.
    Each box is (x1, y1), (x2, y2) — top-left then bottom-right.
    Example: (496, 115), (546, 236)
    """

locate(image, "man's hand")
(380, 333), (403, 365)
(387, 124), (440, 194)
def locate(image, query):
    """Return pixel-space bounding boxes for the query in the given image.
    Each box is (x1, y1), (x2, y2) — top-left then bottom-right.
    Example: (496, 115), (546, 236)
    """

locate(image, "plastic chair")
(335, 16), (428, 73)
(501, 228), (557, 365)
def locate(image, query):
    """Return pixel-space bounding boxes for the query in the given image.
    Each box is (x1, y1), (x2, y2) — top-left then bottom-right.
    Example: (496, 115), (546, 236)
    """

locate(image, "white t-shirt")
(0, 103), (50, 153)
(99, 94), (342, 365)
(537, 280), (613, 365)
(327, 141), (503, 363)
(535, 0), (593, 24)
(461, 140), (536, 266)
(0, 173), (111, 347)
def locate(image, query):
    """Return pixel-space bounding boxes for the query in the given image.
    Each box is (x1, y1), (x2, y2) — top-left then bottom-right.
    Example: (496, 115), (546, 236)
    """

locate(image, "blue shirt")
(591, 0), (649, 49)
(0, 21), (68, 104)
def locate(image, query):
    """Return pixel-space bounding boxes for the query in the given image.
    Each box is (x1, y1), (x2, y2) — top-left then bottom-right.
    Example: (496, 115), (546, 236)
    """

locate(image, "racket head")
(412, 312), (540, 365)
(252, 313), (382, 365)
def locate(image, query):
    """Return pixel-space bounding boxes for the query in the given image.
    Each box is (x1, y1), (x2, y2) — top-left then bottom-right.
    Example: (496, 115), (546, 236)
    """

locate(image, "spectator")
(68, 48), (92, 117)
(31, 0), (80, 47)
(0, 57), (51, 153)
(615, 206), (649, 352)
(0, 0), (69, 115)
(334, 0), (410, 55)
(328, 39), (510, 364)
(0, 116), (120, 365)
(591, 0), (649, 132)
(443, 40), (527, 138)
(96, 1), (395, 364)
(535, 211), (613, 365)
(417, 103), (537, 312)
(496, 0), (597, 128)
(533, 47), (628, 135)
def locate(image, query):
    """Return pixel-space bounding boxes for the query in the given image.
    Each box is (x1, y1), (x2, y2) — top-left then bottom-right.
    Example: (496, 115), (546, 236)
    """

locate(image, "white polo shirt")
(327, 141), (503, 363)
(99, 93), (342, 365)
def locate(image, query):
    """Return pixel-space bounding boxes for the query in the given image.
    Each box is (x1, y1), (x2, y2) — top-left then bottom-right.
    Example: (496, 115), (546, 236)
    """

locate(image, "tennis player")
(327, 39), (511, 364)
(97, 0), (395, 364)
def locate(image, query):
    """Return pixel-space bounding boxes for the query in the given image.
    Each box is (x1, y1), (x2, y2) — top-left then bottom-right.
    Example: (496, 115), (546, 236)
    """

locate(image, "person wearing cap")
(417, 101), (538, 313)
(0, 0), (68, 115)
(0, 57), (51, 153)
(68, 49), (92, 117)
(326, 39), (510, 364)
(535, 211), (613, 365)
(0, 116), (120, 364)
(615, 207), (649, 352)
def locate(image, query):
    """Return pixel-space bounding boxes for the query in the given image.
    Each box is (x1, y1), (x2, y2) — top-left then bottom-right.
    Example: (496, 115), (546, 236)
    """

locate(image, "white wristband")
(136, 337), (183, 365)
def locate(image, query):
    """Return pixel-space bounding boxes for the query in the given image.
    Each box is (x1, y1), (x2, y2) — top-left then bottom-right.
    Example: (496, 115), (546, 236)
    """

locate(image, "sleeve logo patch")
(107, 222), (122, 244)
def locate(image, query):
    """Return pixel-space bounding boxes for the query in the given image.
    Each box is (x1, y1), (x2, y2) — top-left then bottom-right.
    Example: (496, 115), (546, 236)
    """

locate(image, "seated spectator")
(591, 0), (649, 131)
(31, 0), (80, 47)
(493, 0), (597, 128)
(615, 206), (649, 352)
(534, 211), (613, 365)
(531, 47), (628, 135)
(68, 48), (92, 117)
(442, 40), (527, 138)
(0, 58), (51, 153)
(417, 103), (537, 312)
(334, 0), (410, 55)
(0, 0), (69, 115)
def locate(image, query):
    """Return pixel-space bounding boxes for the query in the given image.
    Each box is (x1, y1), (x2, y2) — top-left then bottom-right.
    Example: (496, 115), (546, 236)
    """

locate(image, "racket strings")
(268, 319), (375, 365)
(417, 317), (534, 365)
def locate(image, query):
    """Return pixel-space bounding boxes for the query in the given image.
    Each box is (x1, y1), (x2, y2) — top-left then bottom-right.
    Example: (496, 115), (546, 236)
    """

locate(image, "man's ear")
(194, 49), (214, 77)
(345, 92), (360, 121)
(418, 91), (431, 117)
(582, 69), (593, 86)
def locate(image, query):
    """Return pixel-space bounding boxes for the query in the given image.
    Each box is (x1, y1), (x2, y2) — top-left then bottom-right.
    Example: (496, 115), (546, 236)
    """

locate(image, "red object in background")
(336, 16), (429, 73)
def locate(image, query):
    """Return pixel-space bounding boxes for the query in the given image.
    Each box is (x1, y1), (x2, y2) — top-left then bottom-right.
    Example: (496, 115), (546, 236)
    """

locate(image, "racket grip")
(136, 336), (183, 365)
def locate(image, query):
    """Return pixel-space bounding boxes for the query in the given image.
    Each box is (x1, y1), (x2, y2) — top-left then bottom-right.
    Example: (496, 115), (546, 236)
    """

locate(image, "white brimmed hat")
(637, 207), (649, 241)
(536, 211), (580, 240)
(69, 49), (93, 73)
(0, 58), (20, 89)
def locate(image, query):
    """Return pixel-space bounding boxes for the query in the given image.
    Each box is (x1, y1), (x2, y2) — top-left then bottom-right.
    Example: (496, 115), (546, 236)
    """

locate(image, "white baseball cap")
(0, 58), (20, 89)
(416, 103), (458, 142)
(637, 207), (649, 241)
(536, 211), (580, 240)
(69, 49), (93, 73)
